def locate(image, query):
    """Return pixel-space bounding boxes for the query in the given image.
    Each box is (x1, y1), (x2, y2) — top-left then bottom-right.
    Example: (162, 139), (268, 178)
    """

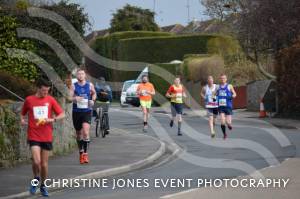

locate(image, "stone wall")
(0, 98), (76, 168)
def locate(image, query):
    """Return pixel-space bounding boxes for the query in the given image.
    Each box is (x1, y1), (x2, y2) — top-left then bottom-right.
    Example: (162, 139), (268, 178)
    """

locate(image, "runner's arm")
(20, 99), (28, 125)
(150, 85), (156, 95)
(90, 83), (97, 101)
(229, 84), (237, 98)
(200, 87), (206, 99)
(68, 84), (80, 102)
(46, 98), (65, 123)
(183, 87), (187, 98)
(165, 86), (173, 98)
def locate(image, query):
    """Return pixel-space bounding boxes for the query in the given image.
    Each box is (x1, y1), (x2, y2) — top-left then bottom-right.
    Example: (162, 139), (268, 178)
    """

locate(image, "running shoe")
(83, 153), (89, 163)
(228, 125), (233, 130)
(177, 131), (182, 136)
(79, 153), (85, 164)
(169, 120), (174, 127)
(223, 133), (227, 140)
(40, 185), (49, 197)
(29, 184), (38, 195)
(143, 125), (148, 132)
(211, 133), (216, 138)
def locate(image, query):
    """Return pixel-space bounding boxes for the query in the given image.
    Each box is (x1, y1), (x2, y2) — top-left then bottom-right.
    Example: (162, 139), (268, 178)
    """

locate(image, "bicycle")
(95, 103), (109, 138)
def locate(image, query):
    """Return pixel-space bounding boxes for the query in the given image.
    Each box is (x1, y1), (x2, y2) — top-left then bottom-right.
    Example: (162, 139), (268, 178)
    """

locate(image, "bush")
(0, 16), (37, 81)
(182, 54), (225, 83)
(0, 70), (35, 100)
(275, 38), (300, 117)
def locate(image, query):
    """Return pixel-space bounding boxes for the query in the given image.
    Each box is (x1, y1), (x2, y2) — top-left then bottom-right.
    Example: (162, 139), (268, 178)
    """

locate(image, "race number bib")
(176, 93), (183, 101)
(219, 99), (227, 106)
(141, 90), (148, 96)
(77, 98), (89, 109)
(33, 106), (48, 120)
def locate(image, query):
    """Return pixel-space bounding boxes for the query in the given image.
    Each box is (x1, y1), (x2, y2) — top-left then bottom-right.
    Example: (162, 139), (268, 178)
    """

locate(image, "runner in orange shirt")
(136, 75), (155, 132)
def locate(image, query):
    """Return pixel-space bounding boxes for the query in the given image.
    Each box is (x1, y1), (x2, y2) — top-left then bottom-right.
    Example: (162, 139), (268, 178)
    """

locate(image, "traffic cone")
(259, 98), (267, 118)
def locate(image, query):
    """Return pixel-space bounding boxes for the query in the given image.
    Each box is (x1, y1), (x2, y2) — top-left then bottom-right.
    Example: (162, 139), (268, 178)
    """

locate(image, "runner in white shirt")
(201, 76), (219, 138)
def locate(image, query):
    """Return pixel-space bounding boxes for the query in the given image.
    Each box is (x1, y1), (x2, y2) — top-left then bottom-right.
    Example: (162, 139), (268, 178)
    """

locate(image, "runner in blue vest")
(70, 68), (97, 164)
(216, 74), (237, 139)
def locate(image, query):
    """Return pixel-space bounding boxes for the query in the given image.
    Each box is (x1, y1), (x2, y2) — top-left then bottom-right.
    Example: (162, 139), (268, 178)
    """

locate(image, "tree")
(1, 0), (90, 79)
(237, 0), (300, 79)
(109, 4), (159, 33)
(200, 0), (242, 21)
(275, 38), (300, 117)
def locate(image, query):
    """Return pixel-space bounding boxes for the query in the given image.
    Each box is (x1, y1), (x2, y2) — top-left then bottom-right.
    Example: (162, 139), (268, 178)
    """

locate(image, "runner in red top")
(21, 78), (65, 196)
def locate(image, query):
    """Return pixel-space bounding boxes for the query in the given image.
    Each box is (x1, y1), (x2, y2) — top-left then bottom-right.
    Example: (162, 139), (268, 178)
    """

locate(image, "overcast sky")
(58, 0), (208, 32)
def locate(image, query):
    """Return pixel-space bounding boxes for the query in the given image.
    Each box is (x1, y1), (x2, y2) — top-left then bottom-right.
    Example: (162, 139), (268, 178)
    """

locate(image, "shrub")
(182, 54), (225, 83)
(0, 16), (37, 81)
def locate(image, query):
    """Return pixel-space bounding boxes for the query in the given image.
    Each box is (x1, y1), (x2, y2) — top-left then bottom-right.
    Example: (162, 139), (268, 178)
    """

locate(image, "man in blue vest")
(216, 74), (237, 139)
(70, 68), (97, 164)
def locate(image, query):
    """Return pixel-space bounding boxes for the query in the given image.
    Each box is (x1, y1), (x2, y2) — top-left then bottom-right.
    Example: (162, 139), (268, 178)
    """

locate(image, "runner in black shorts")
(70, 68), (96, 164)
(21, 79), (64, 196)
(216, 74), (237, 139)
(166, 77), (186, 136)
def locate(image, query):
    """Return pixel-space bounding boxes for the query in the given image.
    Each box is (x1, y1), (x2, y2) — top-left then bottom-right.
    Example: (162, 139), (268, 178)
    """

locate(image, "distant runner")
(166, 77), (186, 136)
(70, 68), (97, 164)
(136, 75), (155, 132)
(21, 78), (65, 197)
(216, 74), (237, 139)
(201, 76), (218, 138)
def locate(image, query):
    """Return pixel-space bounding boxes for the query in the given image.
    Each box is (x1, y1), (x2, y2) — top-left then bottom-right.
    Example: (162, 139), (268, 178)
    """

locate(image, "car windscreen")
(122, 82), (134, 92)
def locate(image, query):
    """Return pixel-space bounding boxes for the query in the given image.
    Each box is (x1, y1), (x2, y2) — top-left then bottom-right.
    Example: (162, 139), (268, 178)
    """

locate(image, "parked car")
(120, 66), (149, 107)
(120, 80), (135, 107)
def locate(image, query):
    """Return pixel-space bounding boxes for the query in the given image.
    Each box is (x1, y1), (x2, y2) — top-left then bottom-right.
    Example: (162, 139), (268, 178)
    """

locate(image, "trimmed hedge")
(92, 31), (173, 58)
(117, 34), (220, 63)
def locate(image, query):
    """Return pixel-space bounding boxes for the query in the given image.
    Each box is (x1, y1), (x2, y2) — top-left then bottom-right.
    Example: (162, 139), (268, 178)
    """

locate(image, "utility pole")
(186, 0), (190, 23)
(153, 0), (156, 13)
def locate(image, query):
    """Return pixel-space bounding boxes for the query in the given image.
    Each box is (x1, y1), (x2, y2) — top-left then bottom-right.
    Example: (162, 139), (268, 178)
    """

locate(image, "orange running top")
(137, 82), (155, 101)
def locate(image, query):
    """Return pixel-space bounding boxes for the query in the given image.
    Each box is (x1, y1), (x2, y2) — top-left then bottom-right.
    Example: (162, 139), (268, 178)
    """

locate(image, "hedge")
(117, 34), (221, 63)
(92, 31), (173, 58)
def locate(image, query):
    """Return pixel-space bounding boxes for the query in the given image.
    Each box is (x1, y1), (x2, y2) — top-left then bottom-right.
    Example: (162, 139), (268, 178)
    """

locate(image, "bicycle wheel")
(101, 114), (106, 138)
(95, 119), (100, 137)
(95, 107), (102, 138)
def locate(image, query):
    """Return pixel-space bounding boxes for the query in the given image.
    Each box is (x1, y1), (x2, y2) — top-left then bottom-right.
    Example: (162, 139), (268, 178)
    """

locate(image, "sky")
(59, 0), (208, 32)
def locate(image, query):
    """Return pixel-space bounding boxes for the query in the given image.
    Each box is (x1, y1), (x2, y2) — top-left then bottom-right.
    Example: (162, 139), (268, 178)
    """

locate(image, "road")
(37, 107), (300, 199)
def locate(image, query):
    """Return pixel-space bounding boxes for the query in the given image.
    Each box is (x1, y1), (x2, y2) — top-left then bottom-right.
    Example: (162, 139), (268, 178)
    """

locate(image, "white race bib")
(219, 99), (227, 106)
(77, 98), (88, 109)
(176, 93), (183, 101)
(33, 106), (48, 120)
(141, 90), (149, 96)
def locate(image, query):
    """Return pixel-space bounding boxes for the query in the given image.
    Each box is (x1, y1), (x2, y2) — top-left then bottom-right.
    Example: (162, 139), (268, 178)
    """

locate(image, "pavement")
(161, 157), (300, 199)
(0, 127), (165, 198)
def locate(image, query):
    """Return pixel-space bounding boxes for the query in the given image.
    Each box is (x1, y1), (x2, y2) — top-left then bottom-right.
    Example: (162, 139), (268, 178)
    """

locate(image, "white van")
(120, 66), (149, 107)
